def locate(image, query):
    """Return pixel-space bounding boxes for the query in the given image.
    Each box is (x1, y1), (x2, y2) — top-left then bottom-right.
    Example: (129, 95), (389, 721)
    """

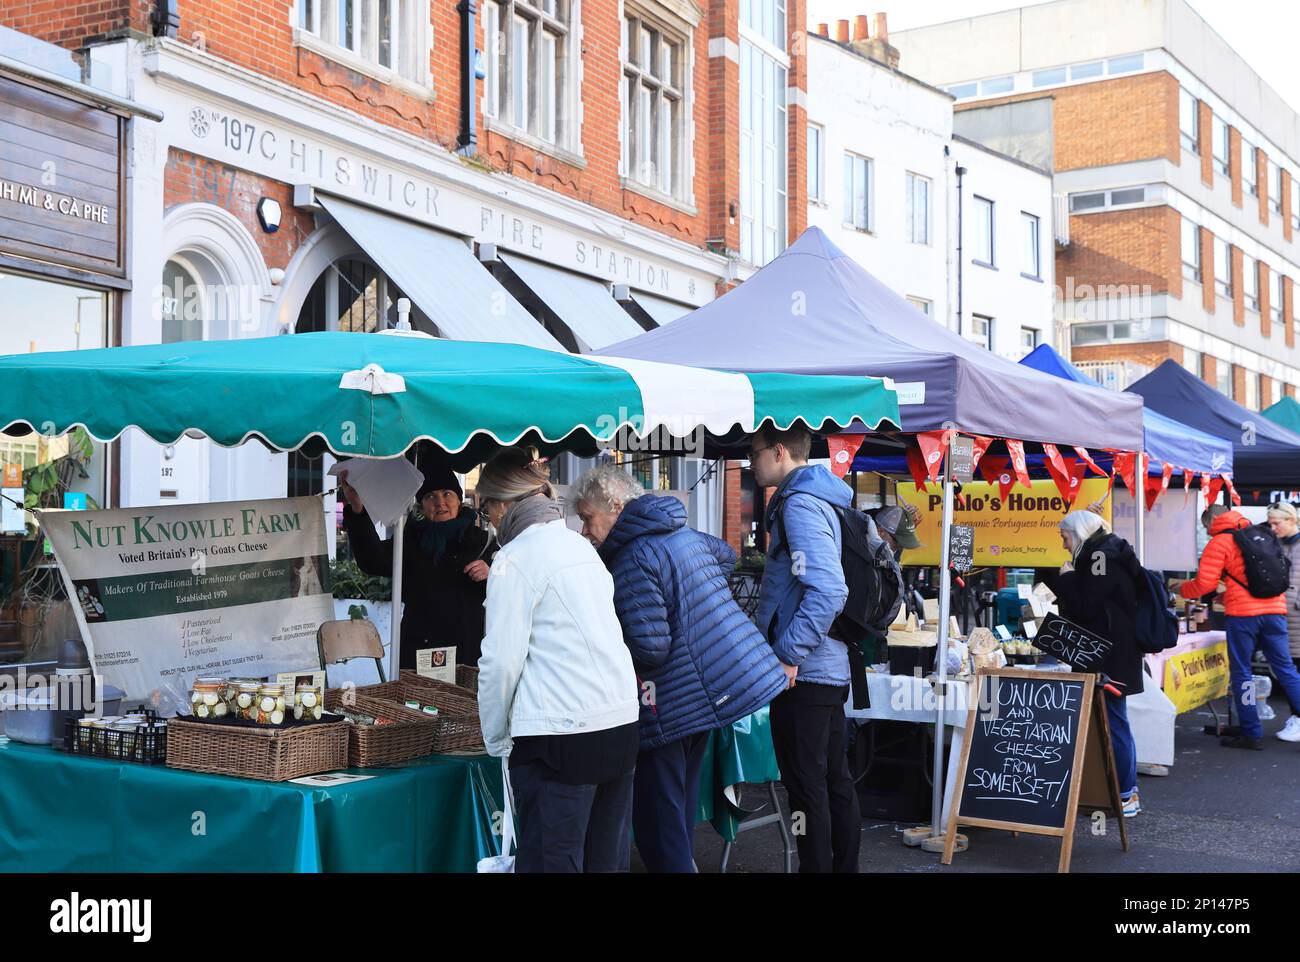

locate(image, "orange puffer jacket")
(1179, 510), (1287, 616)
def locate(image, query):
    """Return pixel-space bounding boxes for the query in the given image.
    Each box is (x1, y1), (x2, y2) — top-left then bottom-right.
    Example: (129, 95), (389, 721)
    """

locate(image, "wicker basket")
(355, 678), (483, 754)
(456, 664), (479, 693)
(397, 668), (477, 703)
(322, 690), (437, 767)
(165, 718), (348, 782)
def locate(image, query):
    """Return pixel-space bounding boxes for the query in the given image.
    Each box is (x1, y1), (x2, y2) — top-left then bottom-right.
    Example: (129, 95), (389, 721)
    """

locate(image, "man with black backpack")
(751, 423), (862, 873)
(1177, 507), (1300, 749)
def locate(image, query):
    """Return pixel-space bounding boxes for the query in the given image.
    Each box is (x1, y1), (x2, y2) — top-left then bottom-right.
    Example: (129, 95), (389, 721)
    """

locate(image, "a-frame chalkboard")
(941, 668), (1129, 872)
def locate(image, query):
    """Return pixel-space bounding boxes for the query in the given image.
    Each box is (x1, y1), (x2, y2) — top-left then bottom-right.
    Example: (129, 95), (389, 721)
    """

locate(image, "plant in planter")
(329, 557), (391, 603)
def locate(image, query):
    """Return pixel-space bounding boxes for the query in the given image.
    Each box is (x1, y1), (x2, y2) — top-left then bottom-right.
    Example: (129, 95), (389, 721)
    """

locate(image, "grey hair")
(572, 464), (644, 513)
(1059, 509), (1110, 559)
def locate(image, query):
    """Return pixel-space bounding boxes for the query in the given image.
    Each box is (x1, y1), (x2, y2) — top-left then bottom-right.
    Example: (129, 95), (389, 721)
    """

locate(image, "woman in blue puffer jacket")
(574, 465), (787, 873)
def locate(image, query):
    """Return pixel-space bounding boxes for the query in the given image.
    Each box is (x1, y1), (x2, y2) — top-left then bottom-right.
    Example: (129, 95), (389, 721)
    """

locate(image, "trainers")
(1220, 735), (1264, 751)
(1277, 716), (1300, 743)
(1122, 793), (1141, 818)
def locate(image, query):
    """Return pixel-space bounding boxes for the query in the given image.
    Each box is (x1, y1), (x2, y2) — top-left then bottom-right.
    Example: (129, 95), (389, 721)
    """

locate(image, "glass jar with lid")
(190, 677), (227, 719)
(256, 683), (286, 725)
(233, 682), (262, 720)
(293, 682), (323, 721)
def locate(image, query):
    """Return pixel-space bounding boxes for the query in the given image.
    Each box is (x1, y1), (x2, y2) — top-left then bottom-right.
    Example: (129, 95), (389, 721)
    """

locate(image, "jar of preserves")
(256, 683), (286, 726)
(232, 682), (262, 720)
(190, 677), (227, 719)
(293, 682), (323, 721)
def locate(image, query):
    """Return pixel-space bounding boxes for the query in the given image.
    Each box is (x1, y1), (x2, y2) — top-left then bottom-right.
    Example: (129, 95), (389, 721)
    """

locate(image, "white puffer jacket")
(477, 519), (639, 757)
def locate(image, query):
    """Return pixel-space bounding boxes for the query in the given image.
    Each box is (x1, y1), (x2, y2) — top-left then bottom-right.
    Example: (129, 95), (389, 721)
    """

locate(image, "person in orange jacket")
(1178, 506), (1300, 749)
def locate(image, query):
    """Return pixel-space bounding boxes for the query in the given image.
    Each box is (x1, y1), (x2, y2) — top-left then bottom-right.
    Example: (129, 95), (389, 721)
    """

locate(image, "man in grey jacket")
(752, 423), (861, 873)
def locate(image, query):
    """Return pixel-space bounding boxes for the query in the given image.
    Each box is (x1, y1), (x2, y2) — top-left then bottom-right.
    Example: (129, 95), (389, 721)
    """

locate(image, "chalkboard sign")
(955, 672), (1087, 829)
(950, 437), (975, 483)
(942, 668), (1129, 873)
(1031, 613), (1112, 672)
(948, 524), (974, 573)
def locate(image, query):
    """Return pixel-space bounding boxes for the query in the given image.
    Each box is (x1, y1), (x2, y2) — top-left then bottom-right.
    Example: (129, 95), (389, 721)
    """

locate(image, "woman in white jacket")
(475, 447), (641, 873)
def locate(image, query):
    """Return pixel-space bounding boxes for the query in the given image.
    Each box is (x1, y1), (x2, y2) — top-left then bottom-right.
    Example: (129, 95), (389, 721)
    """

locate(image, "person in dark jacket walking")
(1042, 510), (1144, 815)
(574, 465), (787, 873)
(751, 423), (861, 873)
(339, 463), (496, 669)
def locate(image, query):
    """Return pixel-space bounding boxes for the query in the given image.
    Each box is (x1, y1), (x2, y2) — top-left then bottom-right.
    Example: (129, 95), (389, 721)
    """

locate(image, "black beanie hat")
(417, 464), (463, 502)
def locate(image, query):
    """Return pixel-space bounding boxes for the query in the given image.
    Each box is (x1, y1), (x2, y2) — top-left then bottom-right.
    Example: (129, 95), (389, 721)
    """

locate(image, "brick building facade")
(2, 0), (809, 541)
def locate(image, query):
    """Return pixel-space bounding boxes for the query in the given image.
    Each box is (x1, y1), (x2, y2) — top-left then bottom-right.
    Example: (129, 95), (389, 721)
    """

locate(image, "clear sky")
(805, 0), (1300, 114)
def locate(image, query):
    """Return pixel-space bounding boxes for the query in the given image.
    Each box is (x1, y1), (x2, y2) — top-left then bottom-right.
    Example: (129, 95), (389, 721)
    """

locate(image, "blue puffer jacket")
(598, 494), (787, 750)
(755, 464), (851, 687)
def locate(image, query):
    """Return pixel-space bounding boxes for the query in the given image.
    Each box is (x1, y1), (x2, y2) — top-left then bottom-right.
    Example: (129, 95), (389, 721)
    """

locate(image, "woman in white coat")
(475, 447), (641, 873)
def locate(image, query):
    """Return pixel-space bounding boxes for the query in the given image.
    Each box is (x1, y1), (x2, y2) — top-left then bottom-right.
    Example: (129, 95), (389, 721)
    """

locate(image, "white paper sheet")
(328, 458), (425, 526)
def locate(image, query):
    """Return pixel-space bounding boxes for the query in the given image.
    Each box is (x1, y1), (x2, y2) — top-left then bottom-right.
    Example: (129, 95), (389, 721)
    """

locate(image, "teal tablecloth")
(0, 742), (502, 872)
(696, 707), (781, 842)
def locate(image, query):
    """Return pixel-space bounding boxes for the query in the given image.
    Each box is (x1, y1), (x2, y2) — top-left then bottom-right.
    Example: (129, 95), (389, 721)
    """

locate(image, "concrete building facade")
(890, 0), (1300, 405)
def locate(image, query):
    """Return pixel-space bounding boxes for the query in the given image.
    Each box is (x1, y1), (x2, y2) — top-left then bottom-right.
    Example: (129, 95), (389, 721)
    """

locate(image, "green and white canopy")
(0, 331), (900, 463)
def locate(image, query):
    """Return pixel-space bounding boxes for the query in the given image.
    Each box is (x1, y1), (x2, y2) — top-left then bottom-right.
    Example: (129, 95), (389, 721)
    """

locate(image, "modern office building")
(891, 0), (1300, 404)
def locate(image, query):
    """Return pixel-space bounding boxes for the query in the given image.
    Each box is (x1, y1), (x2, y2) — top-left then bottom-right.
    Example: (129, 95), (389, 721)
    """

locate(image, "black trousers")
(770, 681), (861, 873)
(509, 760), (635, 873)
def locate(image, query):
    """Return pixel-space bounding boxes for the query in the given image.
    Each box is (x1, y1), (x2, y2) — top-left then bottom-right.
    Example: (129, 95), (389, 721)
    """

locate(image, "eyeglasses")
(749, 443), (776, 461)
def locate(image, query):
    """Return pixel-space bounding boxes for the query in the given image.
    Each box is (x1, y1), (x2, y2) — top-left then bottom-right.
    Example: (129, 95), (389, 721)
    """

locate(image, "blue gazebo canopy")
(1020, 345), (1232, 476)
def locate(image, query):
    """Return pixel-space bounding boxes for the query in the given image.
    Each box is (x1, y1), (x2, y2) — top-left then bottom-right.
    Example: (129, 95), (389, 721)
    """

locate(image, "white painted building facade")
(805, 31), (1055, 363)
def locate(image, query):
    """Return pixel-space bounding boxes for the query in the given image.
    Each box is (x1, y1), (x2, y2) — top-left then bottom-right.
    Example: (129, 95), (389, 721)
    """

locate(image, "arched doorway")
(151, 203), (277, 507)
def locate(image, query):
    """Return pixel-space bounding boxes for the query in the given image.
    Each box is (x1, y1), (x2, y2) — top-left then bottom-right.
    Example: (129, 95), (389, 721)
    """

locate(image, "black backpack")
(772, 502), (904, 640)
(1226, 524), (1291, 598)
(1132, 565), (1179, 654)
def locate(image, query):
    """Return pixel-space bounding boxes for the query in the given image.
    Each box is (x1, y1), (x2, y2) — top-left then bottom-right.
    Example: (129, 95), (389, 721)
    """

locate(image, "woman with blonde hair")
(1043, 509), (1145, 816)
(475, 446), (640, 873)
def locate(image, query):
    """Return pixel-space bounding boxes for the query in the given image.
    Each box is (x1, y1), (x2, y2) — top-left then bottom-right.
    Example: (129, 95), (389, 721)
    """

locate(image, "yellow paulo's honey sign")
(1163, 641), (1230, 714)
(896, 478), (1113, 568)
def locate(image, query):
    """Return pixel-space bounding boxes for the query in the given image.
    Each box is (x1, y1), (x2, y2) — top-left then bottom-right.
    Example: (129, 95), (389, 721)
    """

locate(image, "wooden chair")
(316, 619), (387, 685)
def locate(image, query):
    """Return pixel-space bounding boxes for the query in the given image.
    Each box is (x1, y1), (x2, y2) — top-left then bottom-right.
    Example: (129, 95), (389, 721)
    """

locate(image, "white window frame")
(1273, 270), (1285, 325)
(1242, 140), (1257, 197)
(906, 172), (930, 245)
(293, 0), (429, 92)
(1212, 115), (1230, 177)
(906, 296), (932, 317)
(973, 195), (994, 267)
(1181, 347), (1201, 378)
(1292, 176), (1300, 231)
(969, 313), (994, 351)
(1244, 254), (1259, 312)
(842, 152), (873, 233)
(621, 6), (692, 204)
(1181, 218), (1201, 283)
(1214, 236), (1232, 298)
(481, 0), (578, 155)
(738, 28), (788, 267)
(1269, 160), (1284, 215)
(1021, 211), (1040, 279)
(1216, 363), (1232, 398)
(1019, 326), (1039, 356)
(808, 122), (825, 204)
(1179, 88), (1199, 153)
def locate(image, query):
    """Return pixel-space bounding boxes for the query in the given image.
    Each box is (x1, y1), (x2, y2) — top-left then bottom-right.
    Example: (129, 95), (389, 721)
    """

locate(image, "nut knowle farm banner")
(40, 497), (332, 716)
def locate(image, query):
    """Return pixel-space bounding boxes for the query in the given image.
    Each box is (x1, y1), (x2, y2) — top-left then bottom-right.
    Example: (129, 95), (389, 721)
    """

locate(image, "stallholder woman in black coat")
(338, 464), (497, 668)
(1042, 510), (1145, 818)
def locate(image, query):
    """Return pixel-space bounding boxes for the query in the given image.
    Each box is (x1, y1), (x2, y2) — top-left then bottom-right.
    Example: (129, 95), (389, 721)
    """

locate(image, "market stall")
(604, 226), (1145, 850)
(0, 329), (901, 871)
(1130, 359), (1300, 494)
